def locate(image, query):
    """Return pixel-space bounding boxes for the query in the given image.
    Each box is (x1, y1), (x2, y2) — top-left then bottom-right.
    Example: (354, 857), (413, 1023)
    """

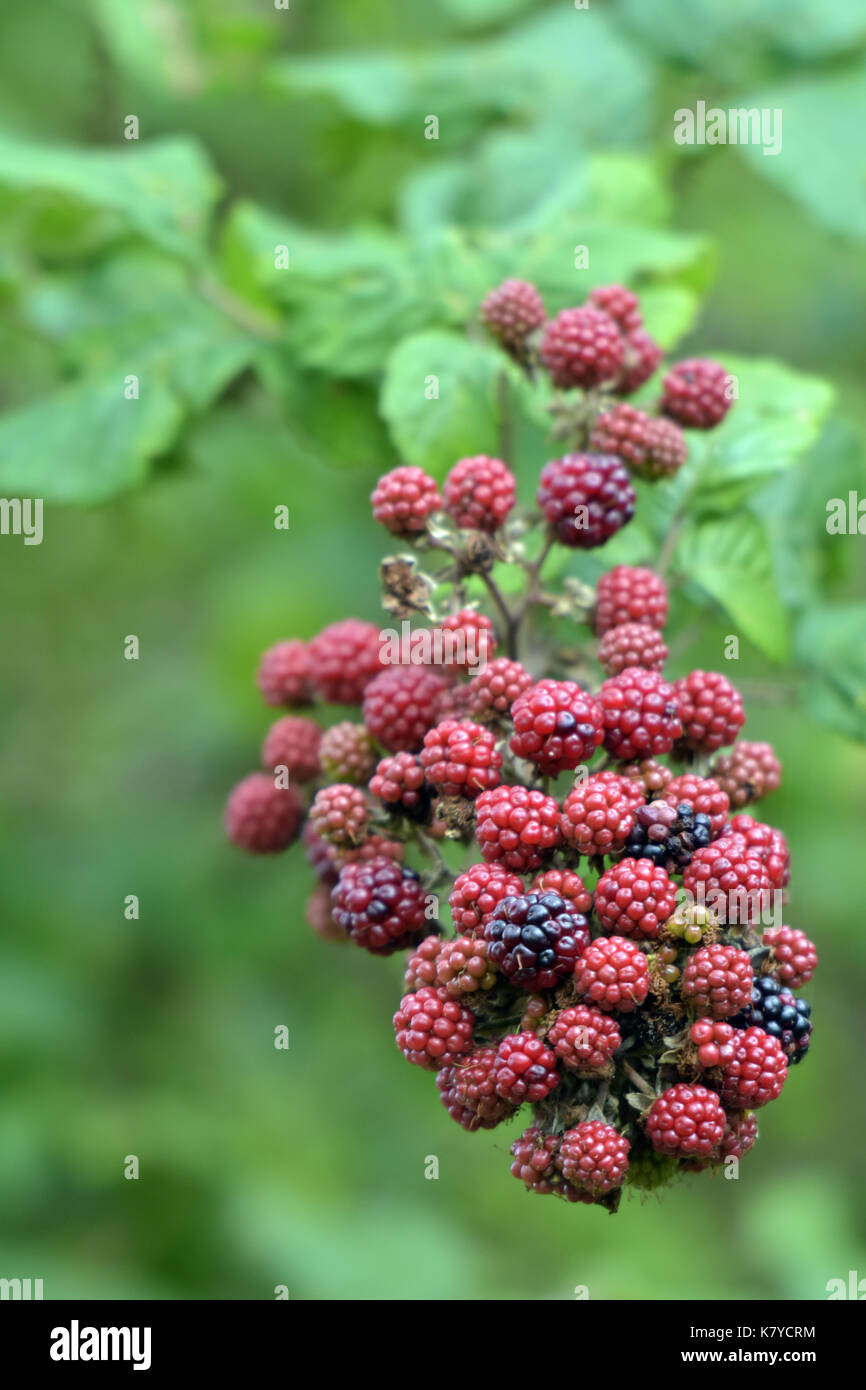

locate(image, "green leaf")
(0, 132), (220, 260)
(675, 515), (791, 661)
(797, 605), (866, 742)
(87, 0), (205, 96)
(0, 252), (254, 502)
(221, 203), (438, 377)
(615, 0), (866, 77)
(270, 8), (649, 143)
(739, 67), (866, 241)
(685, 355), (835, 505)
(439, 0), (532, 24)
(0, 373), (182, 504)
(380, 331), (502, 477)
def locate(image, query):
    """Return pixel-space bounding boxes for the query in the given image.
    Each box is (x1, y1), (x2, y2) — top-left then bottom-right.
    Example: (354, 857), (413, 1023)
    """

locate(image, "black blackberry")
(625, 800), (712, 871)
(482, 892), (591, 992)
(731, 975), (812, 1063)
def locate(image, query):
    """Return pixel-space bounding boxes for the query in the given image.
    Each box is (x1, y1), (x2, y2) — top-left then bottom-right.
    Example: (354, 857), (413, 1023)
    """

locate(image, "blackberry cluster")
(732, 976), (813, 1064)
(223, 278), (816, 1211)
(625, 800), (712, 870)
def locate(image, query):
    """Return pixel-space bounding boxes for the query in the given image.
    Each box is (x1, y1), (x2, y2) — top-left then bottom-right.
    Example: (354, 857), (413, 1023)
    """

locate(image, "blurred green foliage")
(0, 0), (865, 1300)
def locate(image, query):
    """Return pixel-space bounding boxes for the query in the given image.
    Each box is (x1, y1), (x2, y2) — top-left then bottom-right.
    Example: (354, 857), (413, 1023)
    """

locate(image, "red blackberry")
(539, 306), (625, 389)
(480, 278), (546, 350)
(536, 453), (636, 549)
(574, 935), (650, 1012)
(509, 678), (604, 775)
(624, 800), (712, 871)
(646, 1083), (726, 1158)
(492, 1033), (560, 1104)
(256, 639), (312, 707)
(467, 657), (533, 719)
(335, 833), (404, 868)
(432, 682), (472, 723)
(308, 619), (384, 705)
(309, 783), (368, 848)
(559, 1121), (630, 1195)
(474, 785), (561, 872)
(762, 926), (818, 990)
(674, 670), (745, 753)
(615, 327), (664, 395)
(438, 608), (497, 672)
(662, 774), (730, 838)
(682, 837), (771, 926)
(594, 858), (677, 940)
(642, 416), (689, 478)
(530, 868), (592, 913)
(393, 986), (475, 1069)
(448, 863), (524, 935)
(587, 284), (643, 333)
(719, 1110), (758, 1161)
(681, 944), (753, 1019)
(598, 621), (668, 677)
(509, 1126), (585, 1200)
(419, 719), (502, 798)
(661, 358), (734, 429)
(559, 772), (640, 856)
(619, 758), (673, 794)
(363, 666), (448, 753)
(483, 890), (591, 991)
(719, 1026), (788, 1106)
(318, 721), (376, 784)
(598, 667), (682, 761)
(443, 455), (516, 532)
(690, 1018), (737, 1069)
(370, 466), (441, 535)
(261, 715), (322, 782)
(729, 813), (790, 889)
(589, 404), (687, 480)
(403, 934), (445, 993)
(732, 977), (812, 1064)
(224, 773), (303, 853)
(434, 935), (498, 997)
(595, 565), (668, 635)
(303, 822), (339, 886)
(437, 1046), (515, 1131)
(369, 751), (430, 818)
(546, 1004), (621, 1072)
(712, 741), (782, 808)
(333, 856), (431, 954)
(306, 885), (348, 943)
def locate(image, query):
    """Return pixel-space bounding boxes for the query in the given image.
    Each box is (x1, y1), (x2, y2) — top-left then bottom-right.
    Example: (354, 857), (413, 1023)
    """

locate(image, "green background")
(1, 0), (865, 1300)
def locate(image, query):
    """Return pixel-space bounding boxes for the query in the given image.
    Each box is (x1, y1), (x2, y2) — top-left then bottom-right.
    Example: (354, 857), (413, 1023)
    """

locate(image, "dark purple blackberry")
(731, 975), (812, 1064)
(624, 800), (712, 871)
(482, 892), (591, 992)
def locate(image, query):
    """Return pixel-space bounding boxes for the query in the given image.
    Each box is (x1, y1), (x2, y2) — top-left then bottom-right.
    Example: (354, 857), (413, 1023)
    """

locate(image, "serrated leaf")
(221, 203), (437, 377)
(0, 252), (255, 501)
(380, 331), (502, 477)
(0, 132), (220, 260)
(675, 514), (791, 661)
(797, 605), (866, 742)
(0, 374), (182, 503)
(686, 355), (835, 501)
(739, 67), (866, 241)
